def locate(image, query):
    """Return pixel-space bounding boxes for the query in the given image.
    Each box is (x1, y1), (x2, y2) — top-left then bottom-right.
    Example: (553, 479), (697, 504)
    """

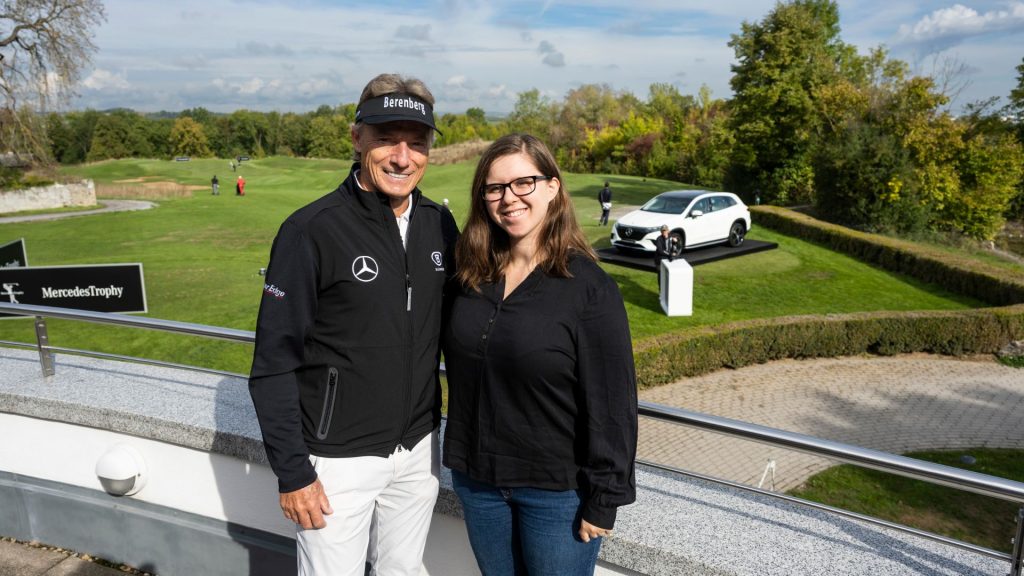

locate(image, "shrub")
(633, 306), (1024, 388)
(751, 206), (1024, 306)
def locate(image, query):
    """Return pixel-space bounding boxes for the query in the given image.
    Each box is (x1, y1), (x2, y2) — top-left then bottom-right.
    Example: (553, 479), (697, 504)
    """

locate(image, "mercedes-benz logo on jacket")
(352, 255), (379, 282)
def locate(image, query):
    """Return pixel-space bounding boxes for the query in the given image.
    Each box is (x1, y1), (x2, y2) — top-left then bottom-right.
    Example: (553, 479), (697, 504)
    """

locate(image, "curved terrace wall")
(0, 181), (96, 213)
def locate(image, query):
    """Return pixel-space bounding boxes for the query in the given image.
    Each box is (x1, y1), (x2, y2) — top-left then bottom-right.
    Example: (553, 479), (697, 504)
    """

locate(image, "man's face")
(352, 120), (431, 203)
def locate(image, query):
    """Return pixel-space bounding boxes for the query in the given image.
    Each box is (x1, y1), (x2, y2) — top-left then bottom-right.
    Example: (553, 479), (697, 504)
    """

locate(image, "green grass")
(790, 449), (1024, 552)
(0, 156), (991, 373)
(998, 355), (1024, 368)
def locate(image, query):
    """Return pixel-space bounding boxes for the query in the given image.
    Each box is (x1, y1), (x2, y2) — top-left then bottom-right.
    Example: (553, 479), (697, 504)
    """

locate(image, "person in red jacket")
(236, 175), (246, 196)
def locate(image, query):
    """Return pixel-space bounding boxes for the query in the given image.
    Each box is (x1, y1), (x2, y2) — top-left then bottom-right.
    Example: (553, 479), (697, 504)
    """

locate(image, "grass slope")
(0, 156), (984, 373)
(790, 448), (1024, 552)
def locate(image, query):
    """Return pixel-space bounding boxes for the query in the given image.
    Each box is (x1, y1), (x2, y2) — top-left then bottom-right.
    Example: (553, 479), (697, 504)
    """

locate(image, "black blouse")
(442, 255), (638, 528)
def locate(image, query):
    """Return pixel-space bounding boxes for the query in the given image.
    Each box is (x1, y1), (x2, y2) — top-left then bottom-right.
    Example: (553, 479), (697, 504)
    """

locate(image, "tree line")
(8, 0), (1024, 241)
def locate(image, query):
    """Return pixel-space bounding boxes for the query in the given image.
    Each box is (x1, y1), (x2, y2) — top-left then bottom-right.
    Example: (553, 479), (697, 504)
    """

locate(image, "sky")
(72, 0), (1024, 116)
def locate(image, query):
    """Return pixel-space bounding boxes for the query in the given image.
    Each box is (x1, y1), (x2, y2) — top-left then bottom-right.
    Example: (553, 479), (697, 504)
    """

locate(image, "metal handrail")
(0, 303), (253, 342)
(638, 402), (1024, 505)
(2, 301), (1022, 571)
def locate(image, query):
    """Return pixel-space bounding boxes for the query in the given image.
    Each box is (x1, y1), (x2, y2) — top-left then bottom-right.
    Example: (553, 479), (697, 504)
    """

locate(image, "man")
(211, 175), (219, 195)
(249, 73), (458, 576)
(654, 224), (675, 289)
(598, 181), (612, 225)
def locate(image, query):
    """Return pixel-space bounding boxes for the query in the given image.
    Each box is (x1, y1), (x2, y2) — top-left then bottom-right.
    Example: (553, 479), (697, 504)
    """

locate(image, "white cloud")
(396, 24), (432, 41)
(238, 78), (265, 95)
(896, 2), (1024, 49)
(81, 69), (131, 91)
(445, 75), (468, 88)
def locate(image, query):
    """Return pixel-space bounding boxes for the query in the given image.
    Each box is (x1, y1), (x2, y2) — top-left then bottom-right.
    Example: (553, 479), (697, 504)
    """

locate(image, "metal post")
(1010, 507), (1024, 576)
(34, 316), (54, 377)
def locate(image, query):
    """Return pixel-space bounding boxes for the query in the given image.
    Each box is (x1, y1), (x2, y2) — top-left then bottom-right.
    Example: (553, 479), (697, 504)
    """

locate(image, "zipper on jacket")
(406, 273), (412, 312)
(316, 367), (339, 440)
(382, 195), (416, 453)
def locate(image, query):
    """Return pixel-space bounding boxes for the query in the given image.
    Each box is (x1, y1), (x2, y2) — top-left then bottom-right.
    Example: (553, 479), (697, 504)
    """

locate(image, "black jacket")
(442, 255), (637, 529)
(249, 167), (458, 492)
(654, 234), (675, 264)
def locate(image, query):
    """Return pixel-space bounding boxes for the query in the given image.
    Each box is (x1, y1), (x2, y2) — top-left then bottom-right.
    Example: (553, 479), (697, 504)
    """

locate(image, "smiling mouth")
(385, 171), (410, 180)
(502, 208), (527, 218)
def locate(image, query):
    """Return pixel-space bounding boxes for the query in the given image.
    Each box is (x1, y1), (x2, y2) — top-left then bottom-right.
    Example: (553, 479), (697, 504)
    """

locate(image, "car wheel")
(728, 222), (746, 247)
(669, 231), (684, 256)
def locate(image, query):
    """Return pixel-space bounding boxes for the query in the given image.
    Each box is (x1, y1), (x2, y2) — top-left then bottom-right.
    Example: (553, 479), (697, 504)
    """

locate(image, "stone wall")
(0, 180), (96, 213)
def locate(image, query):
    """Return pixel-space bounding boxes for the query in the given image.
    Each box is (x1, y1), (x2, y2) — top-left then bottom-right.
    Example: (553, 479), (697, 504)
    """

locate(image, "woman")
(443, 134), (638, 575)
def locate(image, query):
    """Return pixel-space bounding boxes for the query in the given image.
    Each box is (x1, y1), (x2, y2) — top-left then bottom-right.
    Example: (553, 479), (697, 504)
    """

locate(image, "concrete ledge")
(0, 347), (1009, 575)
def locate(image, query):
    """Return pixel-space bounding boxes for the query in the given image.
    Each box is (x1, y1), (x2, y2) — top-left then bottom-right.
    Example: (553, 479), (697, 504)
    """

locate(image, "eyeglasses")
(480, 175), (551, 201)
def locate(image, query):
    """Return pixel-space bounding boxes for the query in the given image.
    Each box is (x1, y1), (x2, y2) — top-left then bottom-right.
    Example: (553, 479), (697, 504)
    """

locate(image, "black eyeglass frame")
(480, 175), (552, 201)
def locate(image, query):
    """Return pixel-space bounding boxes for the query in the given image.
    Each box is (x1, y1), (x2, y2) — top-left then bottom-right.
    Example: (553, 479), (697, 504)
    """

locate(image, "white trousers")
(296, 430), (440, 576)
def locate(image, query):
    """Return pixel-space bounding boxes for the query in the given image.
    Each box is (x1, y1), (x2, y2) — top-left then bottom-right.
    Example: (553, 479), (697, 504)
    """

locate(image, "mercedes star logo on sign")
(352, 256), (379, 282)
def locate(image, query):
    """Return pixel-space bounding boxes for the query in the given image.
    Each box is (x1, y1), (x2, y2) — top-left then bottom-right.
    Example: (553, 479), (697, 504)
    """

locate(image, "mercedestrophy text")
(40, 285), (124, 299)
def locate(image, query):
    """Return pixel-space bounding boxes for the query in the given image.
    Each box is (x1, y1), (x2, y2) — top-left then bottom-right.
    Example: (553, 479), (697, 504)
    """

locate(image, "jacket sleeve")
(249, 220), (320, 493)
(575, 272), (638, 529)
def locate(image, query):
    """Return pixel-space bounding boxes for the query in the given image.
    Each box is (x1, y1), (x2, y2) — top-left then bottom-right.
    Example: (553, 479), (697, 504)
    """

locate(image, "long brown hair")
(456, 133), (596, 290)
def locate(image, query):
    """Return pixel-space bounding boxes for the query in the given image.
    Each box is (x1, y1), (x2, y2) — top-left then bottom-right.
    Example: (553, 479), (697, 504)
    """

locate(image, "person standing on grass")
(248, 73), (458, 576)
(443, 134), (637, 575)
(598, 180), (612, 226)
(236, 175), (246, 196)
(211, 175), (219, 195)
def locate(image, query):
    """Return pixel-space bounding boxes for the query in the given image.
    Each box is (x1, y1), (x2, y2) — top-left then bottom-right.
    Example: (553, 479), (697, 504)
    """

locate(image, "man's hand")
(578, 519), (612, 543)
(280, 478), (333, 530)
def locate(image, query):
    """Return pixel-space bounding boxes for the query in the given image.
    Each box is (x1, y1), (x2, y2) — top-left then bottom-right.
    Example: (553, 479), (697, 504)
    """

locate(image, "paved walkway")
(0, 539), (132, 576)
(637, 354), (1024, 491)
(0, 200), (155, 225)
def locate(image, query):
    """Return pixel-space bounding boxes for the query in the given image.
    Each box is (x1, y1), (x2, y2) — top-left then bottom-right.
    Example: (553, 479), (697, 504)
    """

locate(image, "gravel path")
(0, 200), (155, 224)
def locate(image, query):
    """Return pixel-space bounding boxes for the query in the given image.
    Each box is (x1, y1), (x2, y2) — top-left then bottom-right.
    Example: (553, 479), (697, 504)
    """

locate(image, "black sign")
(237, 156), (250, 162)
(0, 263), (147, 317)
(174, 156), (191, 162)
(0, 238), (28, 269)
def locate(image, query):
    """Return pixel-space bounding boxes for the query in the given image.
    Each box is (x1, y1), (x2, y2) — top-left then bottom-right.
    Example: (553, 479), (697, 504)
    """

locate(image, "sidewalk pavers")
(638, 354), (1024, 491)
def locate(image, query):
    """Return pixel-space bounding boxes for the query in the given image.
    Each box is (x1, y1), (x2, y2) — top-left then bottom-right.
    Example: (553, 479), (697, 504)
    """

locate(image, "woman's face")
(483, 152), (559, 250)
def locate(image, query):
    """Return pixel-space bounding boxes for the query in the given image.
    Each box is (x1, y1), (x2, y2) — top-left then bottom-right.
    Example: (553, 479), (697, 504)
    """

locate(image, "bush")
(633, 306), (1024, 388)
(751, 206), (1024, 306)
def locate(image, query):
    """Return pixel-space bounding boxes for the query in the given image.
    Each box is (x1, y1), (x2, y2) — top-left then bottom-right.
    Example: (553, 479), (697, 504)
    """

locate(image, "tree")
(727, 0), (854, 204)
(507, 89), (555, 142)
(1007, 57), (1024, 220)
(0, 0), (106, 163)
(305, 114), (351, 159)
(169, 116), (212, 158)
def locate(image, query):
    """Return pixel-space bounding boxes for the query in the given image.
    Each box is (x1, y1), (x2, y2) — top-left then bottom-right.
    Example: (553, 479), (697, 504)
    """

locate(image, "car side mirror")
(689, 209), (703, 218)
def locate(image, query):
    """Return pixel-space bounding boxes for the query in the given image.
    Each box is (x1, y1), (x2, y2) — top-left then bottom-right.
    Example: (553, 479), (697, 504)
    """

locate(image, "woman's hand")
(579, 519), (612, 543)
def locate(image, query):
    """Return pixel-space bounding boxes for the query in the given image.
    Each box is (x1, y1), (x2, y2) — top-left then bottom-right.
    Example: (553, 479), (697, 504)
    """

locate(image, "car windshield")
(641, 195), (691, 214)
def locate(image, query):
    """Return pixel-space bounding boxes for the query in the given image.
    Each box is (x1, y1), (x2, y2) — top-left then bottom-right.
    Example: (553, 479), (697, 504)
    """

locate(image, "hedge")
(633, 305), (1024, 389)
(630, 207), (1024, 388)
(750, 206), (1024, 306)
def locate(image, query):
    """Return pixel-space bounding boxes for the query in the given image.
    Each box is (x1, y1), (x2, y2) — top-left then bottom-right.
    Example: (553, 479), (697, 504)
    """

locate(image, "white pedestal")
(660, 259), (693, 316)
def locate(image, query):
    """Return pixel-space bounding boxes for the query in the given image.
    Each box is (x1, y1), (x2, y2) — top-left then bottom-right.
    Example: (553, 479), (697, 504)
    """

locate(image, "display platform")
(596, 240), (778, 272)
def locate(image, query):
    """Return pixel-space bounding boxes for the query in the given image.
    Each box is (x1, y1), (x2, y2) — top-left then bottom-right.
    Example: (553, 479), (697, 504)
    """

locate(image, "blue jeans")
(451, 469), (601, 576)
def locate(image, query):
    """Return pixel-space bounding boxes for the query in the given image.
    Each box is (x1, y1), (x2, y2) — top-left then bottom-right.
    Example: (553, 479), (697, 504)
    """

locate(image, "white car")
(611, 190), (751, 254)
